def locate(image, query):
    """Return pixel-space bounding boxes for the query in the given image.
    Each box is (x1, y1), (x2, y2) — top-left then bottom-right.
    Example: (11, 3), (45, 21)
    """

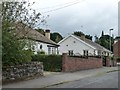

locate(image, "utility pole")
(109, 29), (113, 51)
(109, 29), (113, 66)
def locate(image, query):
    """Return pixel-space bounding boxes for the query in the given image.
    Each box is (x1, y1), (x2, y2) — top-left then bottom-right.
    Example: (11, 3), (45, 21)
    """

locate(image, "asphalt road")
(47, 71), (118, 88)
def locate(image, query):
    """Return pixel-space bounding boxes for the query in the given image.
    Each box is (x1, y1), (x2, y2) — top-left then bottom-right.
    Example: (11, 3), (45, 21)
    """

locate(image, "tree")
(50, 32), (63, 43)
(2, 2), (45, 66)
(99, 35), (114, 51)
(85, 35), (92, 41)
(35, 28), (45, 35)
(73, 31), (85, 37)
(101, 31), (104, 37)
(73, 31), (92, 40)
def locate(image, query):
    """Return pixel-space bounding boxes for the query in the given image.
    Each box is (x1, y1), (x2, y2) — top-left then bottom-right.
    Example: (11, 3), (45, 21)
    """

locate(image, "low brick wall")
(2, 61), (43, 84)
(62, 53), (102, 72)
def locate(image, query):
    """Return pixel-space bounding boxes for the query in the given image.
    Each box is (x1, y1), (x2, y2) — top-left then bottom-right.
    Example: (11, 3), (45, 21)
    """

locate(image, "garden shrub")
(32, 55), (62, 72)
(116, 57), (120, 62)
(37, 50), (45, 55)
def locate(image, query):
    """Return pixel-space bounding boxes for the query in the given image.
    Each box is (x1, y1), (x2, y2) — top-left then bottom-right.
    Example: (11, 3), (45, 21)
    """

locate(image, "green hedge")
(114, 57), (120, 62)
(32, 55), (62, 72)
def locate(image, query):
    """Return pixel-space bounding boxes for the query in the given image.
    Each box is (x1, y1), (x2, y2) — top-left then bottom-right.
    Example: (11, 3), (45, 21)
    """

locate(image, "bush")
(113, 56), (120, 62)
(2, 49), (33, 66)
(116, 57), (120, 62)
(32, 55), (62, 72)
(37, 50), (45, 55)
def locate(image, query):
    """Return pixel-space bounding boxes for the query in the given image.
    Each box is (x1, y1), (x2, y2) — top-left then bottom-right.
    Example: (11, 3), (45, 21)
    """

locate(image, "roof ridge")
(73, 34), (111, 52)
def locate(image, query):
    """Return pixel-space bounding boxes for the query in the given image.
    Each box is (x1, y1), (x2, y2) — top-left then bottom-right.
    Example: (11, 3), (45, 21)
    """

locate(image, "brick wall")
(62, 53), (102, 72)
(113, 40), (120, 57)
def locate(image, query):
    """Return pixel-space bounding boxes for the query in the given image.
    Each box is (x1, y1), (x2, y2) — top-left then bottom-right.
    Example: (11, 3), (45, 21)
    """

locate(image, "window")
(98, 50), (101, 56)
(52, 47), (54, 54)
(83, 50), (88, 56)
(48, 47), (51, 54)
(68, 50), (73, 56)
(40, 45), (42, 49)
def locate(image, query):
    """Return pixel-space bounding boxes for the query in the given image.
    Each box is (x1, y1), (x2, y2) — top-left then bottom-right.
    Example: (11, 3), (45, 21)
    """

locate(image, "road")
(47, 71), (118, 88)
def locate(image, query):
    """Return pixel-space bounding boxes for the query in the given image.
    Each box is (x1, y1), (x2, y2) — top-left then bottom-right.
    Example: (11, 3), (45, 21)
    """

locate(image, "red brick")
(62, 53), (102, 72)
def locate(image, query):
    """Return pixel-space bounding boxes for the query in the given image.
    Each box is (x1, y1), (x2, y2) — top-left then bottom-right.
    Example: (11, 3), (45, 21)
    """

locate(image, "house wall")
(58, 36), (96, 55)
(62, 53), (102, 72)
(34, 41), (58, 55)
(24, 39), (58, 55)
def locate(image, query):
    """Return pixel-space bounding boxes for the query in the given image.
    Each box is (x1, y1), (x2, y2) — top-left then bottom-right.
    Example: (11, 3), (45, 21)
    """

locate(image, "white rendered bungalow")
(16, 22), (59, 55)
(58, 34), (112, 56)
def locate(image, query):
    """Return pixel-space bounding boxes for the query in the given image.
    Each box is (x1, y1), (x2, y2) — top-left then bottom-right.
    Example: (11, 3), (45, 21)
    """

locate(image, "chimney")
(45, 29), (50, 39)
(80, 35), (85, 41)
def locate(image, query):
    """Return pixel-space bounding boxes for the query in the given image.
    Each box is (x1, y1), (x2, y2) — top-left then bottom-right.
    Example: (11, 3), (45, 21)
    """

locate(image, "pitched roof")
(15, 22), (59, 46)
(58, 34), (111, 53)
(74, 35), (112, 53)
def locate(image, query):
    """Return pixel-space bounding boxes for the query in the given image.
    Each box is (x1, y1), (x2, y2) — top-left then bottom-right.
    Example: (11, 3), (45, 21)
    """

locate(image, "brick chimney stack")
(45, 29), (50, 39)
(80, 35), (85, 41)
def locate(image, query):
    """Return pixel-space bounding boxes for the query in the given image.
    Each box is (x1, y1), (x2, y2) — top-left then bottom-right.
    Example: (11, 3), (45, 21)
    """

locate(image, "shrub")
(32, 55), (62, 72)
(116, 57), (120, 62)
(37, 50), (45, 55)
(113, 56), (120, 62)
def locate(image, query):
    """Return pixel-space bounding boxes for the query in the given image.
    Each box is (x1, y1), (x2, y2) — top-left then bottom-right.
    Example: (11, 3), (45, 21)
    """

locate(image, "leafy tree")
(73, 31), (85, 37)
(35, 28), (45, 35)
(85, 35), (92, 40)
(35, 28), (63, 43)
(2, 2), (45, 66)
(101, 31), (104, 37)
(50, 32), (63, 43)
(99, 35), (114, 51)
(73, 31), (92, 40)
(115, 36), (120, 40)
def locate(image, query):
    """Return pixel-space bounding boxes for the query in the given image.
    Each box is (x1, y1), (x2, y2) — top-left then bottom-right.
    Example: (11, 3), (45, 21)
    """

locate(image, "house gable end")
(58, 35), (96, 50)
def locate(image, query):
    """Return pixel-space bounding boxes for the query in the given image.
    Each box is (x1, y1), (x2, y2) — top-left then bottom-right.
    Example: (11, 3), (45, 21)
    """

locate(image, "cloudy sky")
(28, 0), (119, 38)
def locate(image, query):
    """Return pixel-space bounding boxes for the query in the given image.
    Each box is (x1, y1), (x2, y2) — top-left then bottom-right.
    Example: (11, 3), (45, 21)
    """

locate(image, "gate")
(102, 56), (107, 66)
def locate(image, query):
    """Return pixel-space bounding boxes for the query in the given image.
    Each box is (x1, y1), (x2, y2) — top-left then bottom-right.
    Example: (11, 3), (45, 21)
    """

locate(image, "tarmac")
(2, 67), (118, 88)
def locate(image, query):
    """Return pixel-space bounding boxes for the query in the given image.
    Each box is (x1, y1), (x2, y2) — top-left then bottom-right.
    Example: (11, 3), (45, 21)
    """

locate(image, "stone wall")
(62, 53), (102, 72)
(2, 61), (43, 84)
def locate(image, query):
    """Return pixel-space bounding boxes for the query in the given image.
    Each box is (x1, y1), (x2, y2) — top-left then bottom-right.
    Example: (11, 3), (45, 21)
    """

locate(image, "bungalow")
(58, 34), (112, 56)
(16, 22), (59, 55)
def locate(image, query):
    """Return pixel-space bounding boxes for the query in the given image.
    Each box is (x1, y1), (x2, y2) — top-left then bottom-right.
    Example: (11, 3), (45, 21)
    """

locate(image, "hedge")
(32, 55), (62, 72)
(114, 56), (120, 62)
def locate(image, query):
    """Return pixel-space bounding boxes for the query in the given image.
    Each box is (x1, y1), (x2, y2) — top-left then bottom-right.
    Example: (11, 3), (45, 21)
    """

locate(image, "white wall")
(58, 36), (95, 55)
(33, 41), (58, 55)
(24, 39), (58, 55)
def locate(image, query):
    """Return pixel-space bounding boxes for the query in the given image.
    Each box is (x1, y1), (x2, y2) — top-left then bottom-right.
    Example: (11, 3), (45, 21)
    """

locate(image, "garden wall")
(62, 53), (102, 72)
(2, 61), (43, 84)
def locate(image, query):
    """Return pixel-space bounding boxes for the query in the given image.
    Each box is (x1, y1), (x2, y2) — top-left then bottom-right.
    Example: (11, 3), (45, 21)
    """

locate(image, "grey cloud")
(35, 0), (118, 37)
